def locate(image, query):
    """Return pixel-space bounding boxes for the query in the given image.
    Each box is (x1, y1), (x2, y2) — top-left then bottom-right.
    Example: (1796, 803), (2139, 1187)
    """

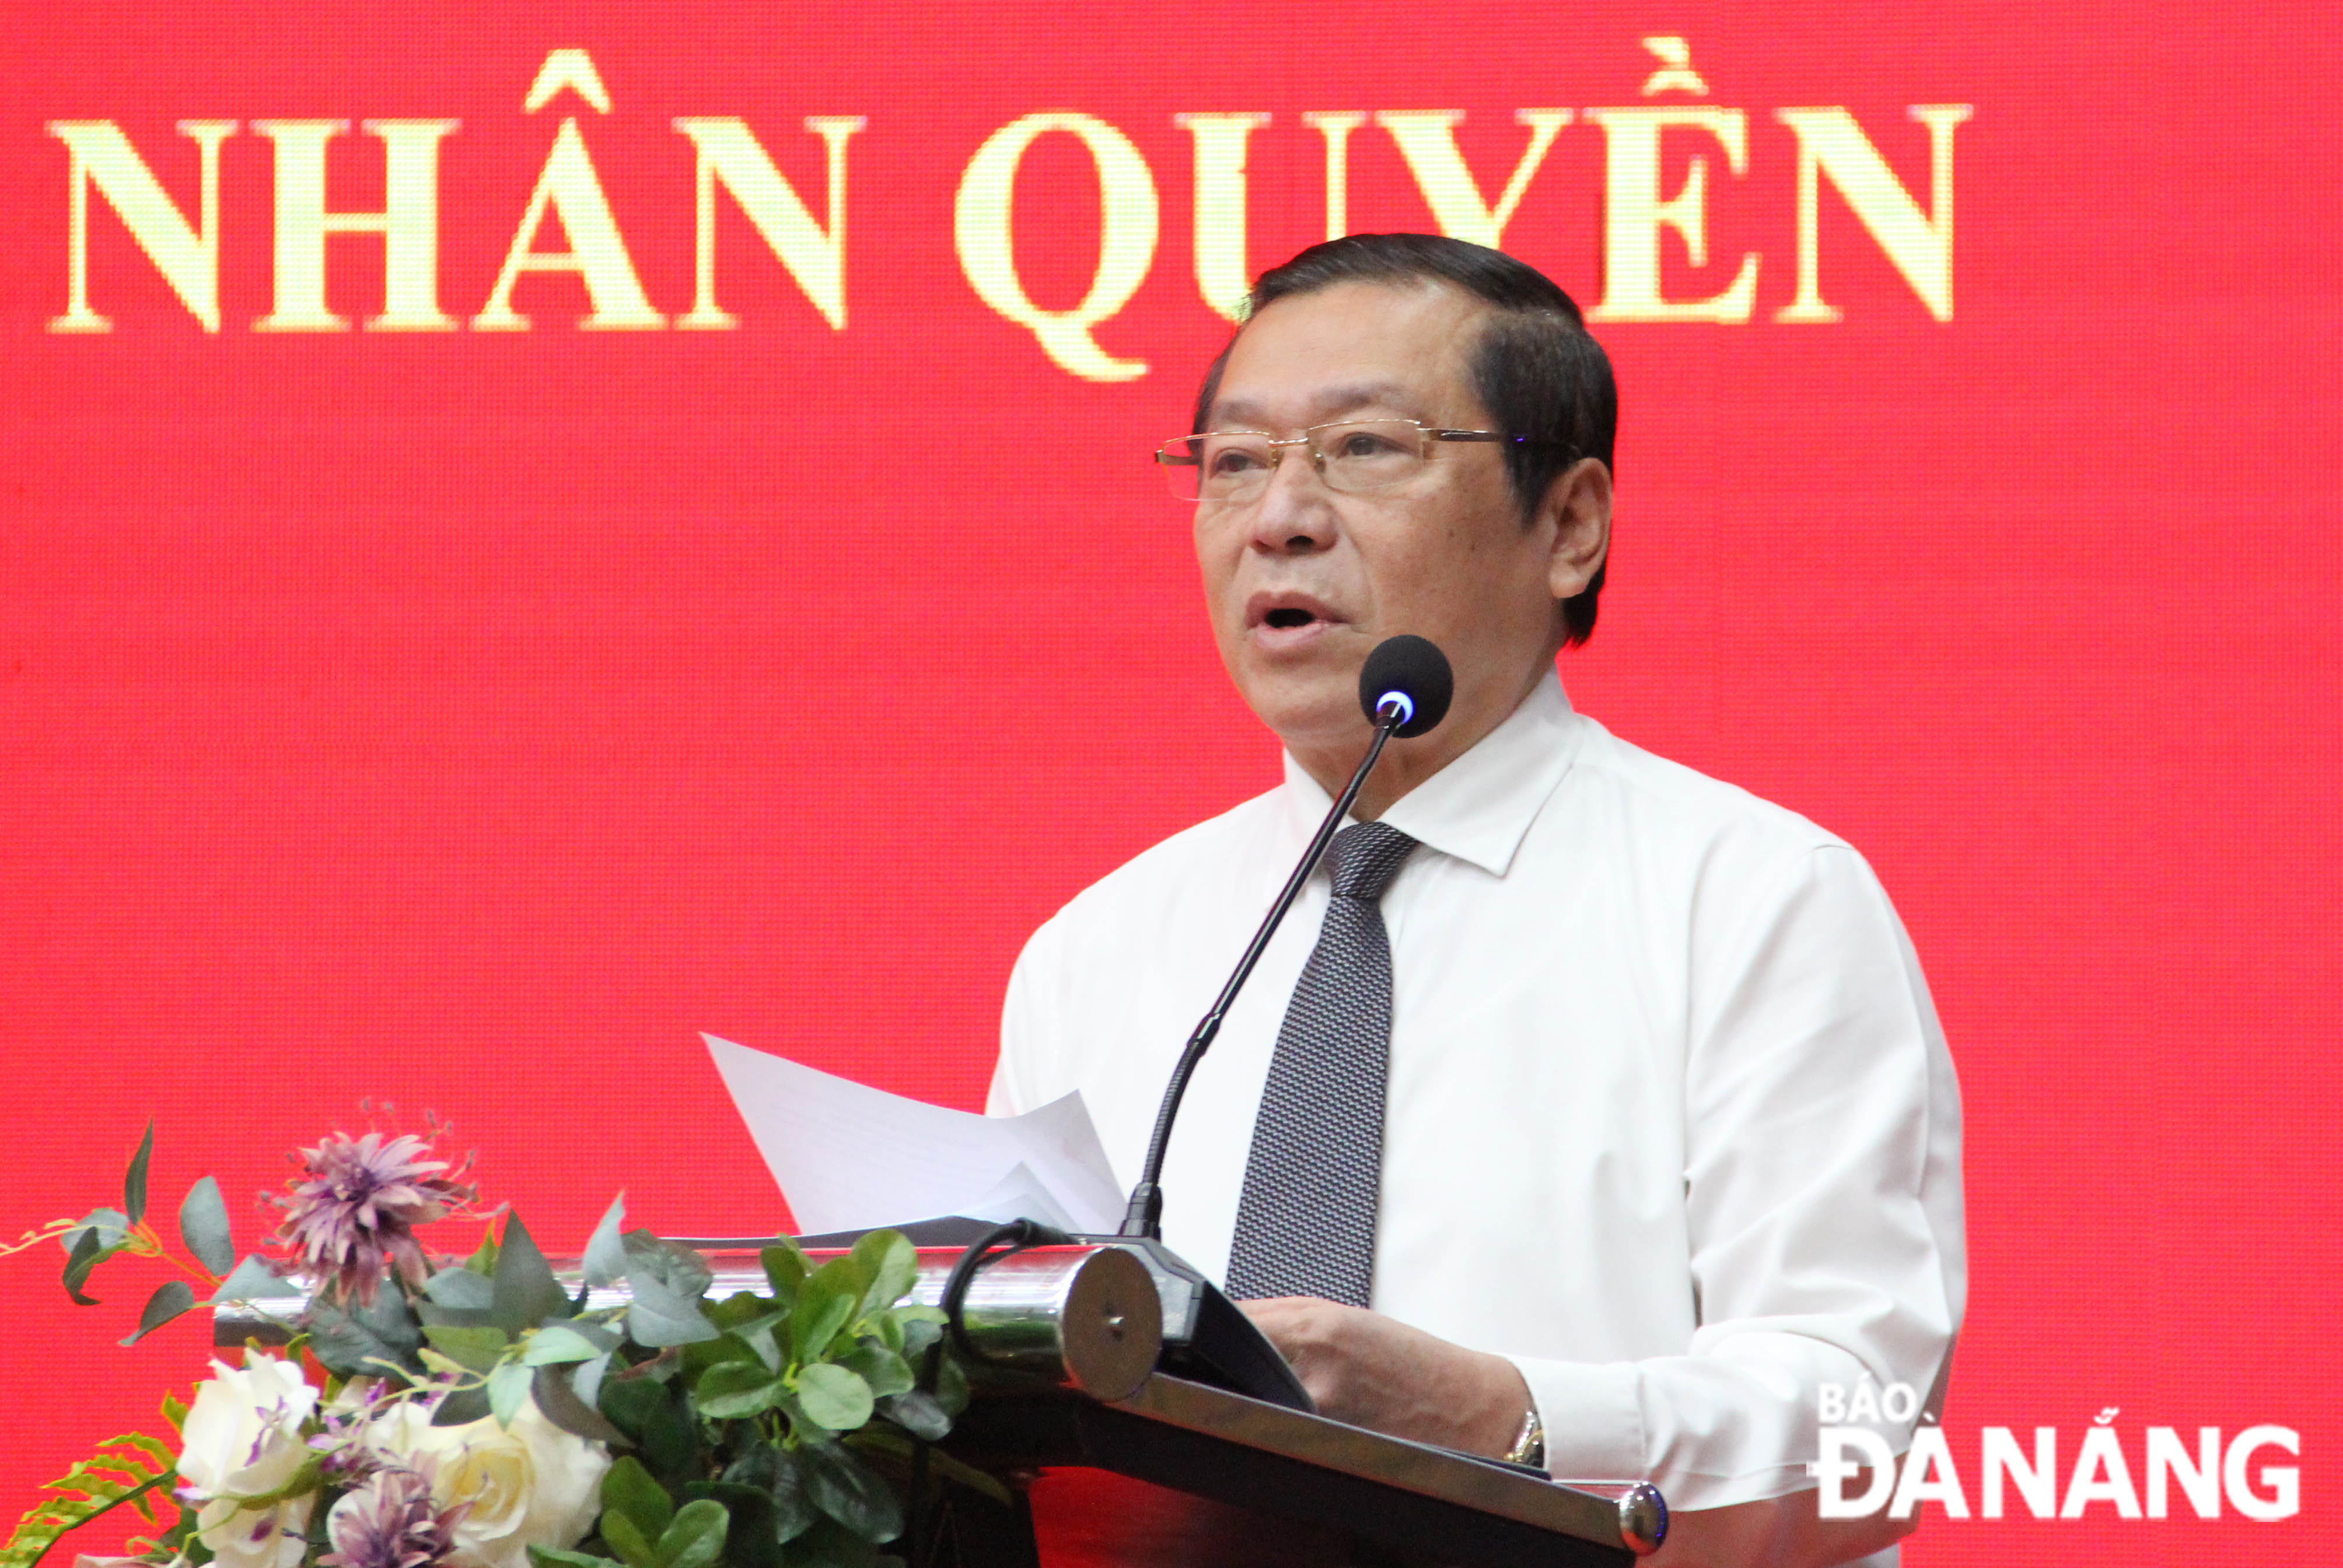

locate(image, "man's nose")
(1247, 447), (1339, 555)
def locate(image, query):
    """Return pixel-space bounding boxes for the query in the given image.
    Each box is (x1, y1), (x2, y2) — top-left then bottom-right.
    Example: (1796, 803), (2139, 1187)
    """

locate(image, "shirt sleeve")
(1510, 842), (1966, 1510)
(987, 908), (1068, 1118)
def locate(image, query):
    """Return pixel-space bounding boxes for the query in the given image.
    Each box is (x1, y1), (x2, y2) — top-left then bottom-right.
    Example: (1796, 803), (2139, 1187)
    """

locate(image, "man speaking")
(988, 235), (1963, 1566)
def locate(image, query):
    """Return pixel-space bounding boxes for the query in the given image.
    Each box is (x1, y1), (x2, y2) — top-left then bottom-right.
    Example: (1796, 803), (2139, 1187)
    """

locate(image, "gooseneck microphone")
(1117, 634), (1454, 1240)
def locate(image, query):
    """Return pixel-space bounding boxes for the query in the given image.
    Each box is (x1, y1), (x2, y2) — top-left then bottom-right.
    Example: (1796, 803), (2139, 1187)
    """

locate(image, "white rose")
(365, 1395), (610, 1568)
(175, 1352), (319, 1568)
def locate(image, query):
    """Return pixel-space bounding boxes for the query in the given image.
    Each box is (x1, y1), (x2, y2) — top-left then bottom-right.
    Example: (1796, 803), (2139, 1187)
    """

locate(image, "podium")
(942, 1362), (1659, 1567)
(216, 1239), (1664, 1568)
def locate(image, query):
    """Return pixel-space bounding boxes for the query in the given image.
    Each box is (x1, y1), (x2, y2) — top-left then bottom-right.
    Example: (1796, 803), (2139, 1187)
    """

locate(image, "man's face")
(1195, 279), (1577, 761)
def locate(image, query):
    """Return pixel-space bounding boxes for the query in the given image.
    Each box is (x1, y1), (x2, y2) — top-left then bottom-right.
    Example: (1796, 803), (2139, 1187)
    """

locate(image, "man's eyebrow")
(1208, 381), (1430, 429)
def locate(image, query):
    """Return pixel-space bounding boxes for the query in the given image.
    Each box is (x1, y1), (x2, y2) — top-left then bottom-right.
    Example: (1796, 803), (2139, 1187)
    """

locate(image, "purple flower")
(311, 1381), (397, 1484)
(274, 1130), (477, 1304)
(319, 1464), (468, 1568)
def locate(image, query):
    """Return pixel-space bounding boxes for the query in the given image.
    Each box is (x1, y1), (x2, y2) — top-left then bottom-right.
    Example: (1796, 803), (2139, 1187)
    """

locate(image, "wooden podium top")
(956, 1370), (1658, 1567)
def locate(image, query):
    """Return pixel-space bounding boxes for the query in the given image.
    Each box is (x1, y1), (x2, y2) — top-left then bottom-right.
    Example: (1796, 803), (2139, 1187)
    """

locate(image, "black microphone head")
(1358, 635), (1454, 738)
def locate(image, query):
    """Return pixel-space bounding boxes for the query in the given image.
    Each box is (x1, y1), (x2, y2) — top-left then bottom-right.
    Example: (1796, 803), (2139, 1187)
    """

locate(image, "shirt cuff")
(1505, 1356), (1645, 1484)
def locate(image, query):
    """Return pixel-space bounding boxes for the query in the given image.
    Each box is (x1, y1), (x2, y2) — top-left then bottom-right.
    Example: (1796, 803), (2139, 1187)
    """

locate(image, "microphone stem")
(1118, 709), (1406, 1240)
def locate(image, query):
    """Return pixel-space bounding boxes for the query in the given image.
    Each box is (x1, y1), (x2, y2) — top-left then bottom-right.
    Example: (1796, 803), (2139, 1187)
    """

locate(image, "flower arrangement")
(2, 1122), (989, 1568)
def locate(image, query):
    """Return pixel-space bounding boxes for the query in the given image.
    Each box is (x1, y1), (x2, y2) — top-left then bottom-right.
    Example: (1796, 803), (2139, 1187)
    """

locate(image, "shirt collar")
(1272, 667), (1583, 883)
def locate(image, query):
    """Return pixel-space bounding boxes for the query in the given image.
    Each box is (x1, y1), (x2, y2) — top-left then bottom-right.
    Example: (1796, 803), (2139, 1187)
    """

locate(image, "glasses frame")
(1155, 419), (1533, 503)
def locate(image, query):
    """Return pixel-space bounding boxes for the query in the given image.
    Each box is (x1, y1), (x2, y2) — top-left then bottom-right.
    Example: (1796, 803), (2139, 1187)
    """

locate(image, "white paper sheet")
(704, 1034), (1125, 1236)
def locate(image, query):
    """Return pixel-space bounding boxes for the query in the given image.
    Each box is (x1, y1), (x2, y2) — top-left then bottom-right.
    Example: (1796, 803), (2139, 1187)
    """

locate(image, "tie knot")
(1326, 821), (1417, 902)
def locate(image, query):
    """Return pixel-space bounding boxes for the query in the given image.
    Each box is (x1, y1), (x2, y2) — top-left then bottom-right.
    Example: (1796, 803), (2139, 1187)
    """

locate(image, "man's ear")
(1537, 457), (1613, 602)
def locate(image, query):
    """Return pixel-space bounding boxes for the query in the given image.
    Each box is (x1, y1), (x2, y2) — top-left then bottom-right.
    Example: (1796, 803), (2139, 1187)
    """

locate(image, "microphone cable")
(905, 1217), (1071, 1568)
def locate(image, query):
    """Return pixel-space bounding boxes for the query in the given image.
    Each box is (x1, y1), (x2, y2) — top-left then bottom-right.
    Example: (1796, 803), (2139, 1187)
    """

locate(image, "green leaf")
(308, 1287), (425, 1380)
(791, 1364), (873, 1433)
(695, 1360), (785, 1421)
(790, 1262), (861, 1367)
(532, 1363), (631, 1450)
(492, 1213), (572, 1331)
(61, 1227), (116, 1307)
(523, 1323), (617, 1366)
(799, 1443), (902, 1544)
(599, 1377), (666, 1440)
(623, 1234), (719, 1348)
(418, 1348), (476, 1381)
(425, 1266), (496, 1311)
(431, 1385), (494, 1427)
(718, 1442), (777, 1489)
(123, 1122), (154, 1227)
(176, 1177), (234, 1276)
(463, 1233), (500, 1276)
(623, 1231), (714, 1298)
(599, 1374), (694, 1482)
(574, 1349), (614, 1409)
(629, 1280), (721, 1349)
(0, 1432), (179, 1568)
(679, 1481), (781, 1568)
(719, 1447), (818, 1546)
(489, 1362), (534, 1428)
(657, 1500), (729, 1568)
(683, 1329), (763, 1386)
(707, 1292), (773, 1332)
(931, 1354), (969, 1418)
(848, 1232), (918, 1321)
(208, 1255), (298, 1305)
(58, 1208), (130, 1258)
(640, 1398), (700, 1486)
(838, 1345), (913, 1400)
(733, 1313), (787, 1375)
(529, 1549), (626, 1568)
(421, 1324), (511, 1375)
(601, 1510), (659, 1568)
(601, 1455), (676, 1542)
(769, 1457), (821, 1549)
(896, 1317), (941, 1363)
(760, 1243), (809, 1303)
(584, 1195), (630, 1290)
(871, 1391), (948, 1444)
(119, 1280), (196, 1347)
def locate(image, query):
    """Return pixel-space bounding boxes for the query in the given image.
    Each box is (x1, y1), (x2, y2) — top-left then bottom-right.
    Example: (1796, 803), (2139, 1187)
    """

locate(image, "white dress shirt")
(989, 670), (1964, 1518)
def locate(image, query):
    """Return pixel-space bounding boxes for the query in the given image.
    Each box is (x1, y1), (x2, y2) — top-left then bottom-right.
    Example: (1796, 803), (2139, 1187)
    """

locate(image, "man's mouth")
(1244, 592), (1345, 650)
(1247, 592), (1341, 626)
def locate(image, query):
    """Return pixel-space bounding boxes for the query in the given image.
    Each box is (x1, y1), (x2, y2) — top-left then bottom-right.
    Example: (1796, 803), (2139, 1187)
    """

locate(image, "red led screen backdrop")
(1, 4), (2337, 1564)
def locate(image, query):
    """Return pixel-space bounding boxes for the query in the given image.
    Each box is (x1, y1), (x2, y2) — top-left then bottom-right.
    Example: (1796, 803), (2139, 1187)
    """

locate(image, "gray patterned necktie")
(1225, 820), (1419, 1307)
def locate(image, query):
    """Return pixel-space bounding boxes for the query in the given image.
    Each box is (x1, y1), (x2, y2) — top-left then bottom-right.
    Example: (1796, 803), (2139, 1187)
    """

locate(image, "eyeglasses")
(1155, 419), (1533, 503)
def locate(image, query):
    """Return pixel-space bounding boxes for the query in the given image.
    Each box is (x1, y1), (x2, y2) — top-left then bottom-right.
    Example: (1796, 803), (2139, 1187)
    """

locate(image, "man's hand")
(1238, 1296), (1530, 1458)
(1238, 1300), (1914, 1568)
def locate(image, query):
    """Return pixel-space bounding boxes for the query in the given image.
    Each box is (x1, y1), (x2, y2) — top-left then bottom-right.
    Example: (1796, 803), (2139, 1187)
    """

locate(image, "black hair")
(1190, 233), (1617, 646)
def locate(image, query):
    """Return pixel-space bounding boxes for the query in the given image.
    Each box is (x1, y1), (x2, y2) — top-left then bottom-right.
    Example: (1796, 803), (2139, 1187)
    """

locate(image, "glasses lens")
(1157, 433), (1274, 501)
(1313, 421), (1426, 495)
(1200, 433), (1277, 502)
(1158, 436), (1209, 501)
